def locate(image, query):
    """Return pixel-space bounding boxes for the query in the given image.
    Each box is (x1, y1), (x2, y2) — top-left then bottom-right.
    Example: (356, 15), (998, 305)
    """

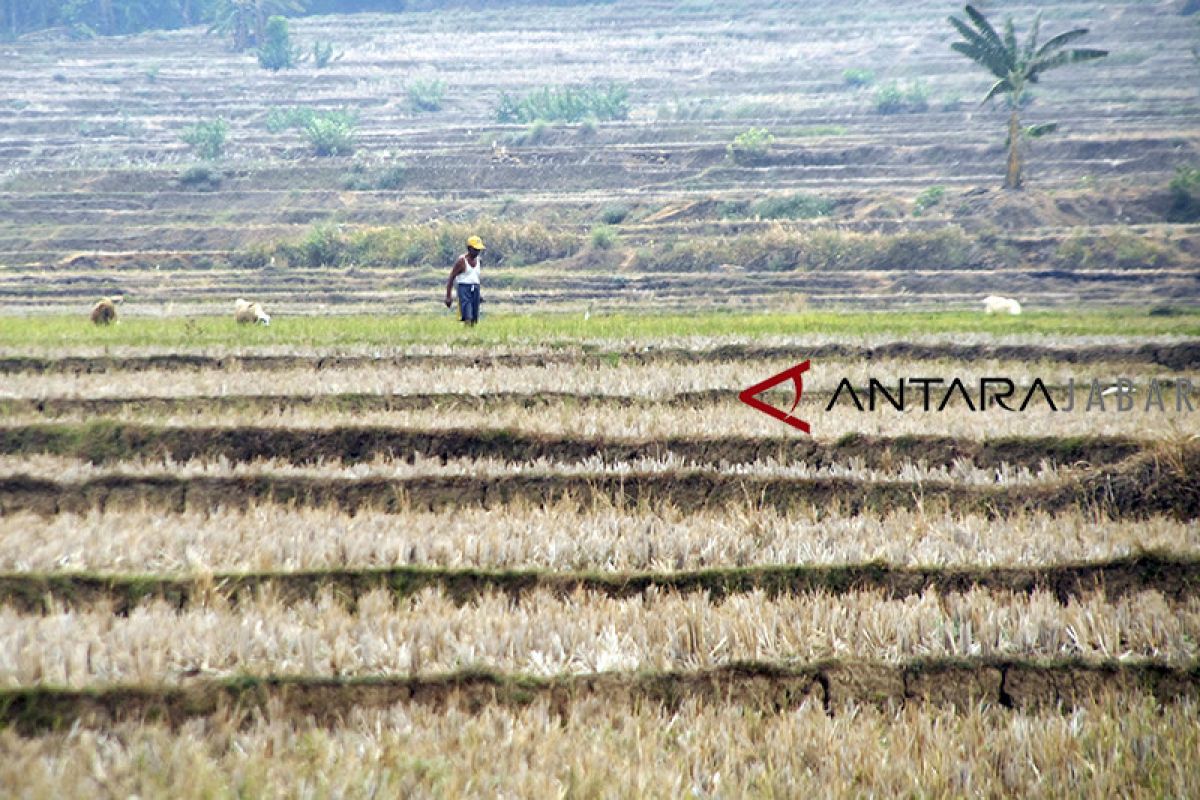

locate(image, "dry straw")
(1, 587), (1195, 687)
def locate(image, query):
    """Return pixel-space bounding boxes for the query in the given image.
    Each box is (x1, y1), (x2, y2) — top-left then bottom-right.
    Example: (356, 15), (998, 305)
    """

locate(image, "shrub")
(913, 185), (946, 216)
(600, 204), (631, 225)
(635, 225), (976, 273)
(342, 163), (406, 190)
(727, 127), (774, 165)
(312, 41), (340, 69)
(266, 107), (317, 133)
(1168, 166), (1200, 222)
(504, 120), (551, 146)
(874, 80), (930, 114)
(495, 84), (629, 123)
(407, 79), (446, 113)
(181, 118), (228, 160)
(273, 221), (581, 268)
(178, 165), (221, 190)
(842, 68), (875, 87)
(590, 225), (619, 250)
(752, 193), (832, 220)
(1054, 228), (1178, 269)
(298, 223), (343, 267)
(305, 112), (357, 156)
(257, 16), (300, 71)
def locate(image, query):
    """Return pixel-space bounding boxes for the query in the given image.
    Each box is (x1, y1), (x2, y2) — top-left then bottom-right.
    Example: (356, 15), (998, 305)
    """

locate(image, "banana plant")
(209, 0), (304, 51)
(948, 4), (1107, 189)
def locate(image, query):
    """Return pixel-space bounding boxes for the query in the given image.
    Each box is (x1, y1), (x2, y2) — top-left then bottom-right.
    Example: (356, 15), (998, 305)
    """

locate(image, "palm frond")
(964, 5), (1009, 54)
(1003, 18), (1017, 61)
(1026, 122), (1059, 138)
(1029, 47), (1107, 79)
(950, 39), (1012, 80)
(948, 16), (998, 53)
(1022, 13), (1043, 63)
(1035, 28), (1090, 58)
(980, 77), (1012, 105)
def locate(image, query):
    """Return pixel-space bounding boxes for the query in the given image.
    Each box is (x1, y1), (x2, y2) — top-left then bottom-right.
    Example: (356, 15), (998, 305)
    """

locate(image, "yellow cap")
(466, 235), (486, 251)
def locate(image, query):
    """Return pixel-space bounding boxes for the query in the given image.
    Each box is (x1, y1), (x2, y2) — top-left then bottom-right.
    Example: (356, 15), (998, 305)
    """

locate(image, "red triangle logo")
(738, 360), (811, 433)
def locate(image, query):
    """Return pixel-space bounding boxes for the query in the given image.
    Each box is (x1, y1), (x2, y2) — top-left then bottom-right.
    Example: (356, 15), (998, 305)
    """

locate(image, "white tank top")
(456, 254), (481, 285)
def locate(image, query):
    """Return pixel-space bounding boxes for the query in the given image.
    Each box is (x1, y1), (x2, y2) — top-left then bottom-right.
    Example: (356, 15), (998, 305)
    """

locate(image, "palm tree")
(948, 4), (1107, 189)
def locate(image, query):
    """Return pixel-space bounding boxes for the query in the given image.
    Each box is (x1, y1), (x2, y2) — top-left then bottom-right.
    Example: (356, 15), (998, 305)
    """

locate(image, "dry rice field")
(0, 332), (1198, 796)
(3, 0), (1200, 794)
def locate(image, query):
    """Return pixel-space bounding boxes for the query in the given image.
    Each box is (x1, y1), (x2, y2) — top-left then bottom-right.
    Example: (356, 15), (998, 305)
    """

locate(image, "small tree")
(727, 127), (774, 165)
(181, 118), (229, 160)
(257, 15), (300, 70)
(948, 4), (1107, 189)
(306, 112), (356, 156)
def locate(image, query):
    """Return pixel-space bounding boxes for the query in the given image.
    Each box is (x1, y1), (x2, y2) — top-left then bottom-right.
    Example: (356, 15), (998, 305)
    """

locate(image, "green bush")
(407, 79), (446, 113)
(1168, 166), (1200, 222)
(181, 118), (228, 160)
(842, 68), (875, 87)
(503, 119), (551, 146)
(727, 127), (774, 165)
(752, 193), (832, 220)
(913, 185), (946, 216)
(273, 221), (581, 268)
(495, 84), (629, 123)
(305, 112), (357, 156)
(590, 224), (619, 250)
(178, 165), (221, 190)
(874, 80), (930, 114)
(257, 16), (300, 71)
(600, 204), (631, 225)
(1054, 228), (1178, 269)
(342, 163), (406, 190)
(636, 225), (976, 273)
(266, 107), (317, 132)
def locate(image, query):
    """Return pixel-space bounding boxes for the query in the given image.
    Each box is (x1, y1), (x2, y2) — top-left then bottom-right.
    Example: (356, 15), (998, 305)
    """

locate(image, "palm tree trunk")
(1005, 108), (1022, 190)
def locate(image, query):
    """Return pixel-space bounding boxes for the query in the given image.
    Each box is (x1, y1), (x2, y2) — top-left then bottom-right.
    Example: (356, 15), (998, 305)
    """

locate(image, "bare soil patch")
(0, 446), (1194, 519)
(2, 553), (1195, 615)
(0, 423), (1147, 470)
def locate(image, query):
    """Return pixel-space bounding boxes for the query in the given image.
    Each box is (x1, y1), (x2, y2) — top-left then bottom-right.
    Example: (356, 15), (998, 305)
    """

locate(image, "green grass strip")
(1, 309), (1198, 348)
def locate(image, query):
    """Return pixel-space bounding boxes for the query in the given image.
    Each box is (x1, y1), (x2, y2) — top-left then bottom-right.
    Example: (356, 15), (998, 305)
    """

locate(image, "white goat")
(234, 298), (271, 326)
(982, 295), (1022, 316)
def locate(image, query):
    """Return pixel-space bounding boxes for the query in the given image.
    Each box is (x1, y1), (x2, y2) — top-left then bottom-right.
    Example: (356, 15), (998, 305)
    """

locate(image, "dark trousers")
(458, 283), (480, 322)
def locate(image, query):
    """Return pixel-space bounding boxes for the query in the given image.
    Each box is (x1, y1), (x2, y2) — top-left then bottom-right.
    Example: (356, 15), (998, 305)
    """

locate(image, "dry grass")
(1, 504), (1194, 574)
(3, 692), (1197, 798)
(0, 331), (1188, 360)
(0, 453), (1070, 486)
(3, 398), (1193, 440)
(0, 357), (1180, 401)
(1, 588), (1196, 687)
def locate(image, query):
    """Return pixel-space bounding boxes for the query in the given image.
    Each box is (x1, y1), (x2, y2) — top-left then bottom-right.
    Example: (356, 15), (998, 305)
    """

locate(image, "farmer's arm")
(444, 256), (465, 305)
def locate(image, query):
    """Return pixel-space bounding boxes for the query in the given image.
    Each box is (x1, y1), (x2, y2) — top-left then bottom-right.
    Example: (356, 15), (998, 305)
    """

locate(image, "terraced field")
(3, 0), (1200, 794)
(1, 0), (1199, 315)
(1, 322), (1198, 794)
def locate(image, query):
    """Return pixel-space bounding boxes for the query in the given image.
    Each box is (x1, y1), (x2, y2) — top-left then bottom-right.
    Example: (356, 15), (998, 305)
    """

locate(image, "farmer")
(444, 235), (485, 326)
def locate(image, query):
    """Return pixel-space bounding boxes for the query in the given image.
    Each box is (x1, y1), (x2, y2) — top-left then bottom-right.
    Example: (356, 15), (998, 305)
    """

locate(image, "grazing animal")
(90, 295), (123, 325)
(982, 295), (1022, 315)
(234, 298), (271, 325)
